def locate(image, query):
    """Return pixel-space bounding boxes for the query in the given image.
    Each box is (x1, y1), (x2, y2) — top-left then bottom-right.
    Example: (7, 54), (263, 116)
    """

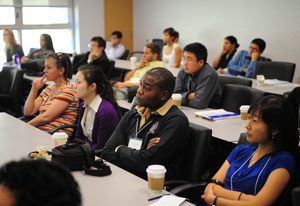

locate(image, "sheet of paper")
(149, 195), (186, 206)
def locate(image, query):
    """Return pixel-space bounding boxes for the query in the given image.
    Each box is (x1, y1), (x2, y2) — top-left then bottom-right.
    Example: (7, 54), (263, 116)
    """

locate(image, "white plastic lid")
(172, 93), (182, 100)
(52, 132), (68, 139)
(146, 165), (167, 175)
(240, 105), (250, 112)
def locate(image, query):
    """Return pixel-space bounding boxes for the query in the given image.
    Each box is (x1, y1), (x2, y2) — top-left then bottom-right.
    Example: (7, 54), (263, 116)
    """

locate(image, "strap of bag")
(84, 159), (112, 177)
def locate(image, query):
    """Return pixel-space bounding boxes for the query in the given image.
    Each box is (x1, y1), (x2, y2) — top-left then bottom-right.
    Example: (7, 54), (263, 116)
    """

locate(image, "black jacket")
(102, 105), (190, 180)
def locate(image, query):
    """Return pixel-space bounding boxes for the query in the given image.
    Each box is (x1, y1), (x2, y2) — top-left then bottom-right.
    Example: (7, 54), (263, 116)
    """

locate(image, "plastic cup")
(172, 93), (182, 107)
(130, 56), (137, 68)
(52, 132), (68, 147)
(146, 165), (166, 194)
(240, 105), (250, 121)
(256, 75), (265, 86)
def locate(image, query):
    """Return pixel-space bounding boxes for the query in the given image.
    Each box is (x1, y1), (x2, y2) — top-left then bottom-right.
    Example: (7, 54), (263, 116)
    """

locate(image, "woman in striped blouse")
(24, 52), (79, 136)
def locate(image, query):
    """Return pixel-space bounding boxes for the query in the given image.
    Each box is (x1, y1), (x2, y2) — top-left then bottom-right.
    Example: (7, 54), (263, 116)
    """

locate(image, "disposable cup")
(240, 105), (250, 120)
(130, 56), (137, 68)
(52, 132), (68, 147)
(256, 75), (265, 86)
(146, 165), (166, 194)
(172, 93), (182, 107)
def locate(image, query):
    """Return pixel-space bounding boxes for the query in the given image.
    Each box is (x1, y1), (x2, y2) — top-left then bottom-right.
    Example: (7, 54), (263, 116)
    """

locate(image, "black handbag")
(51, 138), (111, 176)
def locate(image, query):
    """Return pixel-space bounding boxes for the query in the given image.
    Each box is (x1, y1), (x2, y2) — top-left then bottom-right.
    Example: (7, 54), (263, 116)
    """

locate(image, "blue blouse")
(224, 145), (295, 195)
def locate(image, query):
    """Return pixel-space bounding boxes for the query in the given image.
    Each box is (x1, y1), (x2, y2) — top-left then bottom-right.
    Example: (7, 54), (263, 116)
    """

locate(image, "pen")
(148, 194), (170, 201)
(196, 115), (214, 122)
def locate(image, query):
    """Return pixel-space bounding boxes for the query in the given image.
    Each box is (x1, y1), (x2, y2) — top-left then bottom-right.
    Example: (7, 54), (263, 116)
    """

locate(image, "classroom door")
(104, 0), (133, 56)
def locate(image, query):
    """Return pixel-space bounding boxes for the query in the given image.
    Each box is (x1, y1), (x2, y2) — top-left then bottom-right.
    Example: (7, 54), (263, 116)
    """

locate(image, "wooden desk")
(0, 113), (193, 206)
(117, 100), (244, 143)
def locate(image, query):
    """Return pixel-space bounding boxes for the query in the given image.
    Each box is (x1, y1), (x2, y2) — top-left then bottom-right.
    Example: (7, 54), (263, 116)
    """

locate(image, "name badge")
(128, 138), (142, 150)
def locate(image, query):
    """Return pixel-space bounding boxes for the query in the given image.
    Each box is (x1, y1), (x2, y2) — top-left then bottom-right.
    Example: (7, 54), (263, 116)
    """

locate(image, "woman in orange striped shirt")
(24, 53), (79, 136)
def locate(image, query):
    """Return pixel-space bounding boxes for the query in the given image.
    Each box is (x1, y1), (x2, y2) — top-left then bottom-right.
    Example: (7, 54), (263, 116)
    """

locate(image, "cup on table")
(240, 105), (250, 121)
(172, 93), (182, 107)
(146, 165), (166, 194)
(52, 132), (68, 147)
(130, 56), (137, 68)
(256, 75), (265, 86)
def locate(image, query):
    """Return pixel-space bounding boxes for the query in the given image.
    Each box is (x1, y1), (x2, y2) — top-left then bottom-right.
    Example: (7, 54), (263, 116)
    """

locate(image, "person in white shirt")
(162, 27), (182, 68)
(105, 31), (125, 60)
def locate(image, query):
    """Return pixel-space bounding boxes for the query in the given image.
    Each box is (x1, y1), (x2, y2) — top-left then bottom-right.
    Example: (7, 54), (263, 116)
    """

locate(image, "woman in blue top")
(202, 95), (299, 205)
(73, 64), (120, 150)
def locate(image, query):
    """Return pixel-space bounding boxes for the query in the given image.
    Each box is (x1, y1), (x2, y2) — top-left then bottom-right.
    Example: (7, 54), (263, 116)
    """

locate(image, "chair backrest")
(72, 53), (85, 74)
(119, 49), (129, 60)
(292, 186), (300, 206)
(219, 75), (252, 92)
(0, 66), (24, 116)
(106, 60), (115, 79)
(221, 84), (264, 114)
(152, 39), (165, 60)
(180, 123), (212, 182)
(253, 61), (296, 82)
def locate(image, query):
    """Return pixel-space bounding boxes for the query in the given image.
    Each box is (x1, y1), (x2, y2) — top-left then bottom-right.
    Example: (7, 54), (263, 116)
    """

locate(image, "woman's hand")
(32, 74), (47, 91)
(201, 184), (216, 205)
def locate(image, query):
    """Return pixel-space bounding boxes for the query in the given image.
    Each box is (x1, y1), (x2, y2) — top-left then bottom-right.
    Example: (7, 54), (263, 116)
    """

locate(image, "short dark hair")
(91, 36), (106, 49)
(111, 31), (122, 39)
(163, 27), (176, 39)
(46, 52), (73, 79)
(248, 95), (299, 157)
(146, 67), (175, 99)
(225, 35), (239, 49)
(41, 34), (55, 52)
(0, 159), (81, 206)
(145, 42), (161, 57)
(184, 42), (207, 63)
(251, 38), (266, 52)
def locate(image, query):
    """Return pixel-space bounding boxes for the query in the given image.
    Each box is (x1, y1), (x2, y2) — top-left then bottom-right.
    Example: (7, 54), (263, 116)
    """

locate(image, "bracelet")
(238, 192), (243, 200)
(209, 179), (224, 187)
(212, 196), (219, 206)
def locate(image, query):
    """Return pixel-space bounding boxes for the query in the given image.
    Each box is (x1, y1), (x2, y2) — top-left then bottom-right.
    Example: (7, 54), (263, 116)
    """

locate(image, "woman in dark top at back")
(21, 33), (55, 68)
(213, 35), (239, 73)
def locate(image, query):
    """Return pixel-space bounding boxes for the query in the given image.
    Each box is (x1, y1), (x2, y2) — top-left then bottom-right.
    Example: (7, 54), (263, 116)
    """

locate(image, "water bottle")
(13, 54), (21, 68)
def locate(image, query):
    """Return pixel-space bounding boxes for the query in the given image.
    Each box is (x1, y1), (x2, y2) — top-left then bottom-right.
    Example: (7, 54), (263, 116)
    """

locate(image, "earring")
(272, 136), (275, 140)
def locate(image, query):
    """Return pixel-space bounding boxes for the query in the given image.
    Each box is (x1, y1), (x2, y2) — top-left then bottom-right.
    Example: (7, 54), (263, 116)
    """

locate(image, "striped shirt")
(38, 81), (79, 136)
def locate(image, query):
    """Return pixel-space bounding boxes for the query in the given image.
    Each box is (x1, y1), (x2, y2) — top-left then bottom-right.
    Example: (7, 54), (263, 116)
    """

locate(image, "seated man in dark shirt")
(102, 67), (190, 180)
(174, 42), (222, 109)
(74, 36), (110, 76)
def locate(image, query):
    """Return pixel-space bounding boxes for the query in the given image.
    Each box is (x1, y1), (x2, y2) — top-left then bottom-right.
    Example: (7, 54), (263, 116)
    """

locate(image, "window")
(0, 0), (74, 63)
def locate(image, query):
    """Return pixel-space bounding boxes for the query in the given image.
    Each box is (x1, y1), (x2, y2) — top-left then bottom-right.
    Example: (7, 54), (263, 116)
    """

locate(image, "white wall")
(133, 0), (300, 82)
(74, 0), (105, 53)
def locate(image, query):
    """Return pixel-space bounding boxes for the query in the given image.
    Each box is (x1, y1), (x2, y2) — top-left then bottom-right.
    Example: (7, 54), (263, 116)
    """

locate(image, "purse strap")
(83, 159), (112, 177)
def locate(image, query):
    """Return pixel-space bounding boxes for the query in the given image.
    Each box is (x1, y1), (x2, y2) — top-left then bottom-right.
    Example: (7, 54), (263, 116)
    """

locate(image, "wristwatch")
(209, 179), (224, 187)
(212, 196), (219, 206)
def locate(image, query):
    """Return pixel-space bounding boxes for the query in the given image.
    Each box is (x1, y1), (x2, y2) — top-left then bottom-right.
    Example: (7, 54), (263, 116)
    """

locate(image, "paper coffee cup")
(240, 105), (250, 120)
(172, 93), (182, 107)
(52, 132), (68, 147)
(146, 165), (166, 194)
(130, 56), (137, 68)
(256, 75), (265, 86)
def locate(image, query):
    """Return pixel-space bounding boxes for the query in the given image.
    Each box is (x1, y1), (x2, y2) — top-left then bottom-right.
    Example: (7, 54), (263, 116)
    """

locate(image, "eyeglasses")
(248, 46), (259, 52)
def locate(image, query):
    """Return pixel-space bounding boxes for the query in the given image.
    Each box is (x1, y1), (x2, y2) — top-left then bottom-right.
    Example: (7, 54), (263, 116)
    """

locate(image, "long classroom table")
(0, 113), (193, 206)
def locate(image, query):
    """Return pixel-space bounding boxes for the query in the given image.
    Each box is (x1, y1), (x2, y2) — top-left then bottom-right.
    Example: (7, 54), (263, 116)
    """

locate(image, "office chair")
(152, 39), (165, 60)
(119, 49), (130, 60)
(0, 66), (24, 117)
(253, 61), (296, 82)
(105, 60), (115, 79)
(72, 53), (85, 74)
(218, 75), (252, 92)
(165, 123), (211, 205)
(221, 84), (264, 114)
